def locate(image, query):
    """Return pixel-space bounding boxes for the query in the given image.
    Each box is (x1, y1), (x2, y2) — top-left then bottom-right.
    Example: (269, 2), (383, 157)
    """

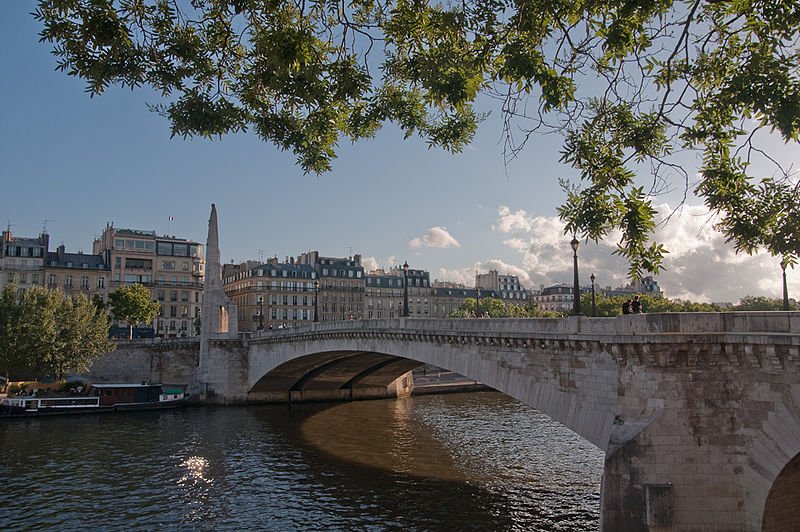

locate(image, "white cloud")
(435, 266), (476, 287)
(492, 203), (798, 303)
(361, 256), (380, 272)
(409, 226), (461, 249)
(434, 259), (533, 288)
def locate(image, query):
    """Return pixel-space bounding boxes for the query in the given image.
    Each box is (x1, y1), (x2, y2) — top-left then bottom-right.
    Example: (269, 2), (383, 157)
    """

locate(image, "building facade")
(0, 230), (49, 291)
(297, 251), (365, 322)
(93, 224), (205, 337)
(604, 276), (663, 298)
(223, 258), (318, 331)
(364, 269), (405, 319)
(531, 284), (575, 313)
(44, 245), (110, 301)
(476, 270), (531, 304)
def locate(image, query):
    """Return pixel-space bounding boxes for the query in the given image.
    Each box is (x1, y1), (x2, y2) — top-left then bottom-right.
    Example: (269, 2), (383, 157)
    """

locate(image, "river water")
(0, 392), (603, 531)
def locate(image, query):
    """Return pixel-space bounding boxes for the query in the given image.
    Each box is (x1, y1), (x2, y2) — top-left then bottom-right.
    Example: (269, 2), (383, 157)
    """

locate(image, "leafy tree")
(0, 286), (116, 381)
(34, 1), (800, 277)
(0, 283), (22, 382)
(449, 297), (562, 318)
(16, 286), (62, 379)
(732, 295), (797, 311)
(108, 284), (160, 340)
(579, 292), (724, 316)
(52, 294), (115, 380)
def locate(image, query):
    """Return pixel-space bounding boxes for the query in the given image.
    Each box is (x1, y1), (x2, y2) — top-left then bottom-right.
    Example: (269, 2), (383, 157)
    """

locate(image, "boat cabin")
(91, 383), (163, 406)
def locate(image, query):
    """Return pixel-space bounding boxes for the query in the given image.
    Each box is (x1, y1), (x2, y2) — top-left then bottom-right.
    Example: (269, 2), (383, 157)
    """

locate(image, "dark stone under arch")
(762, 453), (800, 531)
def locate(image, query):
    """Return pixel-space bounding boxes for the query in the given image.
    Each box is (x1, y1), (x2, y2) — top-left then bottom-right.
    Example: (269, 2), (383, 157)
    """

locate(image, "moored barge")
(1, 383), (186, 417)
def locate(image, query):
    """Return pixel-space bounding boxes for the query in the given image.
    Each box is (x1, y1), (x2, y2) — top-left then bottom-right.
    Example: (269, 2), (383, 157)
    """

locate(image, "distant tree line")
(579, 293), (798, 317)
(449, 294), (797, 319)
(449, 297), (562, 318)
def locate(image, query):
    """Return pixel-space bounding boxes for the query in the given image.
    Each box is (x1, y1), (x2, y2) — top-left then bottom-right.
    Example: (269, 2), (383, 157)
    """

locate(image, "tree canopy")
(579, 291), (797, 316)
(108, 283), (161, 339)
(449, 296), (562, 318)
(0, 284), (115, 381)
(34, 0), (800, 277)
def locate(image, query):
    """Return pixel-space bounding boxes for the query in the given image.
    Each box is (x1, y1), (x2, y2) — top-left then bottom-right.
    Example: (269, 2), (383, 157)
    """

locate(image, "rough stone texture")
(197, 204), (239, 398)
(94, 312), (800, 531)
(89, 339), (199, 386)
(241, 314), (799, 531)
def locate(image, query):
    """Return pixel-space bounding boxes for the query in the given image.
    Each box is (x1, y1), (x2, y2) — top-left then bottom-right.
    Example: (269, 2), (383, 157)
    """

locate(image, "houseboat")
(0, 383), (186, 417)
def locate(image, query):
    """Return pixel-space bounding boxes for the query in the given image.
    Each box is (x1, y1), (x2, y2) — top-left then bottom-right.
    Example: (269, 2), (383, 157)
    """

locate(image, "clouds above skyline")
(409, 226), (461, 249)
(487, 204), (795, 303)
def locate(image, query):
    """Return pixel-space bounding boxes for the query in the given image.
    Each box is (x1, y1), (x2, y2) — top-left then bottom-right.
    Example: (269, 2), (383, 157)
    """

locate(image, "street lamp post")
(590, 273), (596, 317)
(571, 237), (581, 315)
(256, 296), (264, 330)
(314, 278), (320, 323)
(402, 261), (410, 317)
(476, 287), (481, 315)
(781, 259), (789, 311)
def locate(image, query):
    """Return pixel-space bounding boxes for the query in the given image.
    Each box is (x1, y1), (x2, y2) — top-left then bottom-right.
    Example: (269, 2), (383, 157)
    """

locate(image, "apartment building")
(223, 258), (318, 331)
(364, 269), (405, 319)
(44, 245), (110, 301)
(297, 251), (364, 322)
(530, 284), (574, 313)
(476, 270), (531, 303)
(0, 230), (48, 291)
(93, 224), (205, 337)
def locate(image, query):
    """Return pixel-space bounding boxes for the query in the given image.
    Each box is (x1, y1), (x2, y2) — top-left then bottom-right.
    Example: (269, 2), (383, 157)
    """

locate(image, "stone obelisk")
(197, 203), (238, 396)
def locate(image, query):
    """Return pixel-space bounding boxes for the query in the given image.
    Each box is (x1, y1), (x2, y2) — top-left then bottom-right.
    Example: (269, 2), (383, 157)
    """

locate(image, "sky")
(1, 3), (797, 303)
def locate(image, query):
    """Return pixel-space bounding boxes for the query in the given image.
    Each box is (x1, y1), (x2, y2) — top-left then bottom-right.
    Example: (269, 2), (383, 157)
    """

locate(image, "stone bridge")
(192, 312), (800, 531)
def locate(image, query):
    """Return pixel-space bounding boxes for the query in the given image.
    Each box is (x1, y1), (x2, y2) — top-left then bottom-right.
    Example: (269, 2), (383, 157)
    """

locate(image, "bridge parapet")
(245, 313), (800, 352)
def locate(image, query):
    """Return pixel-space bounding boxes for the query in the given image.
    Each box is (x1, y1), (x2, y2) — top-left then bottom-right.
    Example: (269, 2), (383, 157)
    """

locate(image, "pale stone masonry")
(91, 309), (800, 530)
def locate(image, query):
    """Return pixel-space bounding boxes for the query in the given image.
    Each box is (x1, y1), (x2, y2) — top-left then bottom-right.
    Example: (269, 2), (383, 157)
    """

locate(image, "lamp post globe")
(590, 273), (596, 317)
(571, 237), (581, 315)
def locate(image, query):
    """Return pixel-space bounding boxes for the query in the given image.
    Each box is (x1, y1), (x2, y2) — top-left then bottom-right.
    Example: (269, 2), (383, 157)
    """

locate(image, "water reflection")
(0, 392), (602, 531)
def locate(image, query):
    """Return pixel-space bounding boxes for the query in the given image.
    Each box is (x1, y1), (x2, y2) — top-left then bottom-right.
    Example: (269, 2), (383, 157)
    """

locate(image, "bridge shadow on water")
(242, 393), (601, 532)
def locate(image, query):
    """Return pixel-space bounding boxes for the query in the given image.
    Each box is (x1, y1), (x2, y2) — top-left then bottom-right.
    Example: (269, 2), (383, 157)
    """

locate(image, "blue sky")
(1, 4), (796, 303)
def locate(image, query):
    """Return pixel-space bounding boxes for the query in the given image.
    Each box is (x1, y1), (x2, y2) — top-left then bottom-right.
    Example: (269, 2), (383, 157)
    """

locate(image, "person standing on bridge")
(631, 296), (643, 314)
(622, 299), (632, 315)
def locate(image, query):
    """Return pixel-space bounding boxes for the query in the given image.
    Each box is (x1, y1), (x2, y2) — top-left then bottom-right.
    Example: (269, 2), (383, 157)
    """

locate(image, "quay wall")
(89, 339), (199, 386)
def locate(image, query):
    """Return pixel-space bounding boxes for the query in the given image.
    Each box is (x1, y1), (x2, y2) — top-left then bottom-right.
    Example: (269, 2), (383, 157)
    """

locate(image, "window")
(81, 276), (89, 289)
(98, 276), (105, 288)
(32, 273), (39, 284)
(162, 261), (176, 270)
(19, 273), (27, 284)
(64, 275), (72, 287)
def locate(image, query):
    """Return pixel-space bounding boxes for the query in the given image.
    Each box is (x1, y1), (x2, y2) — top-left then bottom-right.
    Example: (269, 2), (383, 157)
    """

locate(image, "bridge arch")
(247, 325), (620, 451)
